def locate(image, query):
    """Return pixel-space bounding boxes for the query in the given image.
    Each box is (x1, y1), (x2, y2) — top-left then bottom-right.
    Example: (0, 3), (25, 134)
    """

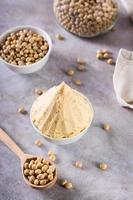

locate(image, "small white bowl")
(0, 25), (52, 74)
(30, 95), (94, 145)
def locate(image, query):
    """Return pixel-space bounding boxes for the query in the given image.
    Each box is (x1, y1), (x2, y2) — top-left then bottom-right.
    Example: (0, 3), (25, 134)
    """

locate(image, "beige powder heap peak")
(31, 82), (93, 139)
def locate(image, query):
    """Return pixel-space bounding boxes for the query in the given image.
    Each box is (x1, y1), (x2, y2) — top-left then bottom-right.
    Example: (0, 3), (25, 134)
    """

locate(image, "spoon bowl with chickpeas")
(0, 25), (52, 74)
(0, 128), (57, 188)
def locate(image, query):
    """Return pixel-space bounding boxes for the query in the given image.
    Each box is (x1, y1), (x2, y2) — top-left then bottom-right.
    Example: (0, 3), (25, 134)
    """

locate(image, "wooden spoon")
(0, 128), (57, 188)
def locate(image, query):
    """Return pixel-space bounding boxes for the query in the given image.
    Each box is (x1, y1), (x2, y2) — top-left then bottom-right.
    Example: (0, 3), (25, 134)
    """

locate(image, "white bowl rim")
(30, 91), (94, 142)
(0, 25), (52, 68)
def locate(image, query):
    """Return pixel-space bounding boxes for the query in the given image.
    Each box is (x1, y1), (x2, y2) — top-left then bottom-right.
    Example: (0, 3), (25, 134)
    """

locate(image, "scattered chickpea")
(101, 49), (108, 54)
(49, 154), (56, 162)
(77, 57), (86, 65)
(34, 88), (44, 96)
(60, 179), (68, 186)
(64, 182), (73, 189)
(66, 68), (75, 76)
(77, 64), (85, 71)
(55, 33), (64, 40)
(48, 150), (55, 156)
(103, 53), (110, 59)
(99, 162), (108, 170)
(18, 106), (27, 114)
(102, 123), (111, 131)
(74, 79), (82, 86)
(74, 161), (83, 168)
(96, 53), (103, 60)
(34, 139), (42, 147)
(107, 58), (114, 65)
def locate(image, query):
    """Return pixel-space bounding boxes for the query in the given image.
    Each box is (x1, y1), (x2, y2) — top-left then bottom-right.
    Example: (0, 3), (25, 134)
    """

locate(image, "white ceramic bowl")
(30, 95), (94, 145)
(0, 25), (52, 74)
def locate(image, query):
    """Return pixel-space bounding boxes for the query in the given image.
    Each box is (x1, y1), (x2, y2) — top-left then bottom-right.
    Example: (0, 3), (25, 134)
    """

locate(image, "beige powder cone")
(31, 82), (93, 139)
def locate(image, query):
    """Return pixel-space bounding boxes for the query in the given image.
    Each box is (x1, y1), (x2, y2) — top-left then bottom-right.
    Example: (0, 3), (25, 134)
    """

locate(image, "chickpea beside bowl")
(0, 26), (52, 74)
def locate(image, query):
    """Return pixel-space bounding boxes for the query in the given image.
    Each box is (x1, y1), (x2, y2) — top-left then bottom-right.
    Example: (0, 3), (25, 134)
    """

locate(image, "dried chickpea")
(37, 174), (45, 180)
(74, 79), (82, 86)
(49, 154), (56, 162)
(29, 170), (35, 176)
(47, 169), (53, 174)
(102, 123), (111, 131)
(32, 164), (37, 170)
(99, 162), (108, 170)
(36, 157), (43, 163)
(77, 64), (85, 71)
(18, 106), (27, 114)
(60, 179), (68, 186)
(96, 53), (103, 59)
(55, 33), (64, 40)
(35, 169), (42, 175)
(103, 53), (110, 59)
(77, 57), (86, 65)
(101, 49), (108, 54)
(48, 150), (55, 156)
(24, 162), (29, 169)
(42, 159), (47, 164)
(34, 139), (42, 147)
(66, 68), (75, 76)
(29, 163), (33, 169)
(24, 169), (29, 176)
(36, 162), (43, 169)
(40, 180), (47, 185)
(48, 165), (55, 172)
(74, 161), (83, 168)
(48, 174), (54, 181)
(28, 175), (35, 183)
(43, 173), (48, 178)
(34, 179), (39, 185)
(34, 88), (44, 96)
(29, 160), (35, 165)
(42, 165), (49, 172)
(107, 58), (114, 65)
(64, 182), (73, 189)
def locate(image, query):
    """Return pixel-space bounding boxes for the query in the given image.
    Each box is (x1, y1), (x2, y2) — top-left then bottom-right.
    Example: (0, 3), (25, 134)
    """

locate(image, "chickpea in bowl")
(0, 25), (52, 74)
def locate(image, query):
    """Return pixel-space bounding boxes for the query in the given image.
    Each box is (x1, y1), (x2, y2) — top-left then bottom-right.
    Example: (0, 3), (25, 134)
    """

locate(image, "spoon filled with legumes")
(0, 128), (57, 188)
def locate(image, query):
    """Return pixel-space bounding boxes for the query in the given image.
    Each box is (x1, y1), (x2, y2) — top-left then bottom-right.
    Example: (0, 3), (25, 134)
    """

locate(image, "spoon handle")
(0, 128), (25, 159)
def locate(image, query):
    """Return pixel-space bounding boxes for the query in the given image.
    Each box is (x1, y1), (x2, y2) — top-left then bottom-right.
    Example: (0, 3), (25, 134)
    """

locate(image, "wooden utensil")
(0, 128), (57, 188)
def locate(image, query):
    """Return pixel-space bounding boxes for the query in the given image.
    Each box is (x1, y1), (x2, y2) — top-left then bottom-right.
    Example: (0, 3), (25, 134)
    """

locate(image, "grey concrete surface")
(0, 0), (133, 200)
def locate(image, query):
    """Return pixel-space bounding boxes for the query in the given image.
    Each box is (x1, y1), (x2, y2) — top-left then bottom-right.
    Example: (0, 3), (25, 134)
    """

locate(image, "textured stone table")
(0, 1), (133, 200)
